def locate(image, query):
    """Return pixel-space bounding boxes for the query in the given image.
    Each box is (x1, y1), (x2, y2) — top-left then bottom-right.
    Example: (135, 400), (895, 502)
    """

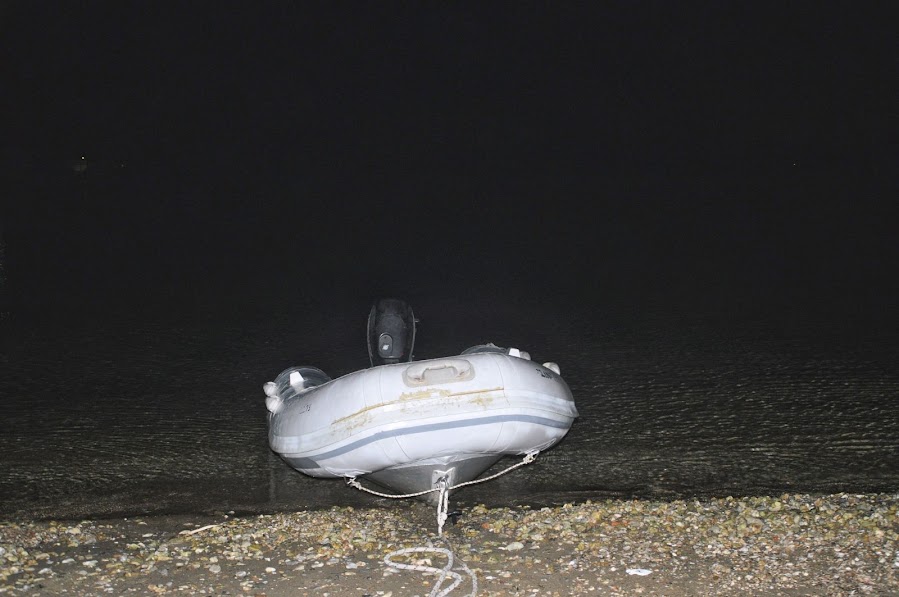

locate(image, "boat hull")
(365, 454), (504, 505)
(267, 351), (578, 501)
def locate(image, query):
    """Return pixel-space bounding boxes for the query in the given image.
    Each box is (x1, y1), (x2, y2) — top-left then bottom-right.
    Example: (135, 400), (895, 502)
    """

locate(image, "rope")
(436, 477), (450, 536)
(346, 450), (540, 499)
(350, 453), (540, 596)
(384, 538), (478, 597)
(437, 450), (540, 492)
(344, 479), (445, 500)
(345, 450), (540, 537)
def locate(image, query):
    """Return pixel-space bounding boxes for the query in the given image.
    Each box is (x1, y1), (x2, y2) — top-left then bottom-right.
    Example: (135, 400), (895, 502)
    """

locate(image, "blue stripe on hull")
(276, 413), (572, 469)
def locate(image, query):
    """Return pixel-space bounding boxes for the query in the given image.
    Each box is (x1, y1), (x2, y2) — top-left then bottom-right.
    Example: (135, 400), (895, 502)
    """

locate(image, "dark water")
(2, 285), (897, 521)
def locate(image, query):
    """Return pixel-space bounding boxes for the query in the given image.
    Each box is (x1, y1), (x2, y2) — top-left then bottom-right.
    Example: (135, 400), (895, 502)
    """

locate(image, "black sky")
(2, 3), (896, 316)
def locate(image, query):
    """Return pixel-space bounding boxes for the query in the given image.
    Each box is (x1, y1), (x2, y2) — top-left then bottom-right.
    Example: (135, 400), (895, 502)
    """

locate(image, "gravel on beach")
(2, 492), (897, 596)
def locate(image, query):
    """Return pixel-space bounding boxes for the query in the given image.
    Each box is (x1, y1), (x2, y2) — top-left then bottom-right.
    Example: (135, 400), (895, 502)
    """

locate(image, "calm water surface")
(1, 292), (897, 520)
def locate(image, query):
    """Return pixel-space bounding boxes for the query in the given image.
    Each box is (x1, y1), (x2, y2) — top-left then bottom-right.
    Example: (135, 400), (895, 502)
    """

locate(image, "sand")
(3, 492), (898, 596)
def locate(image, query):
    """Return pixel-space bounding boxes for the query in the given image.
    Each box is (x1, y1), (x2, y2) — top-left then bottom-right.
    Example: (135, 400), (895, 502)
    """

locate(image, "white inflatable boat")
(264, 301), (578, 503)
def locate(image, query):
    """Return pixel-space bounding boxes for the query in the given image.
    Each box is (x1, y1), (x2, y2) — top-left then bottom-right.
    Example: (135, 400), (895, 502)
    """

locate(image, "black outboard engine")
(367, 298), (416, 366)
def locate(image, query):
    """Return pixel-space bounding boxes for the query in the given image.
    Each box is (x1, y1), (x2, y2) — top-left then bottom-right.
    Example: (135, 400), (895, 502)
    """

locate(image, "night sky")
(2, 3), (896, 320)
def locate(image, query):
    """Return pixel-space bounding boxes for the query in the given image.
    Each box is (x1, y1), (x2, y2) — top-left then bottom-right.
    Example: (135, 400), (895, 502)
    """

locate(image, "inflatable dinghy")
(264, 300), (578, 504)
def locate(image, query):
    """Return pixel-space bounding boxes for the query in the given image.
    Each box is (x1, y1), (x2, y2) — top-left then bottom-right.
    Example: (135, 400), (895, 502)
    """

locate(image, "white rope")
(346, 450), (540, 537)
(353, 454), (537, 596)
(345, 450), (540, 500)
(438, 450), (540, 492)
(384, 538), (478, 597)
(436, 477), (450, 536)
(344, 479), (445, 500)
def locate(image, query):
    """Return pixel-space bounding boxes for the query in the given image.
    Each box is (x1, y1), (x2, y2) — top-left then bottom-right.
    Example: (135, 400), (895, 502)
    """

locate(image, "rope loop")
(383, 537), (478, 597)
(347, 453), (542, 595)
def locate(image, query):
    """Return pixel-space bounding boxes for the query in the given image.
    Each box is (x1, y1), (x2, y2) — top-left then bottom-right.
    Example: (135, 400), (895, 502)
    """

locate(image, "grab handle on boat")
(404, 358), (474, 385)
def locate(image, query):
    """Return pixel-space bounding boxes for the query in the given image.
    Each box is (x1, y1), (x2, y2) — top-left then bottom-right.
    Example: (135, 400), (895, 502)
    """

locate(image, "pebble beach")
(3, 492), (897, 596)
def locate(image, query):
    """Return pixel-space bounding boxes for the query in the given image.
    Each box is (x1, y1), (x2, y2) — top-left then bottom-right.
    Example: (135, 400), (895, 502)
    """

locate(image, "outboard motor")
(367, 298), (416, 366)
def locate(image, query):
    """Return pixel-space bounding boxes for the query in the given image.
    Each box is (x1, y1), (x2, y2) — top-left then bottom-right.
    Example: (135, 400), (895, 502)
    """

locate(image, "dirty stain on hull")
(332, 387), (504, 433)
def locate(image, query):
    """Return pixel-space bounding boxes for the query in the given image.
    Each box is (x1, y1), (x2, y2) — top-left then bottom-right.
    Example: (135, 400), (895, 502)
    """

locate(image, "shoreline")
(2, 492), (897, 596)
